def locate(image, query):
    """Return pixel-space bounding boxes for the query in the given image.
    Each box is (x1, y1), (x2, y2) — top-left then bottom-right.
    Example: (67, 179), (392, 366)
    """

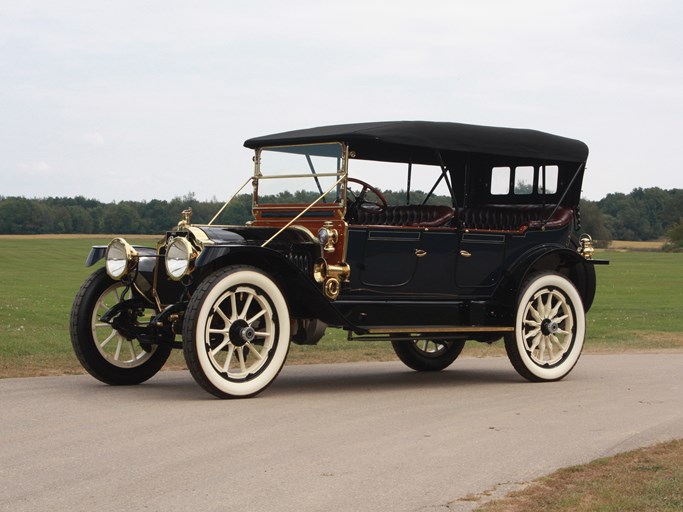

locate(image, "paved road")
(2, 353), (682, 512)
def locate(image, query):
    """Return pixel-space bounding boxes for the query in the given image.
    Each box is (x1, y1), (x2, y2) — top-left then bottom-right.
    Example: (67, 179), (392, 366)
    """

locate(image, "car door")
(455, 232), (506, 293)
(345, 226), (458, 294)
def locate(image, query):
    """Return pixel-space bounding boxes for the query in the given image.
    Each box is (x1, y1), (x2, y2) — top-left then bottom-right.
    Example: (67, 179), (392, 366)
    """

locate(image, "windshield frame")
(252, 142), (348, 211)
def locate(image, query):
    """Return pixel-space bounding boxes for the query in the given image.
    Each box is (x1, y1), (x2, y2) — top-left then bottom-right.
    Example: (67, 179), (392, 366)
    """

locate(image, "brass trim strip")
(366, 326), (514, 334)
(257, 172), (342, 179)
(208, 177), (253, 226)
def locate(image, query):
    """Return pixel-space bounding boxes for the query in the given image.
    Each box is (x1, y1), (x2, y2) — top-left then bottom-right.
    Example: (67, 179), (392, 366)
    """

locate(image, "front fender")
(85, 245), (158, 267)
(195, 245), (351, 326)
(85, 246), (107, 267)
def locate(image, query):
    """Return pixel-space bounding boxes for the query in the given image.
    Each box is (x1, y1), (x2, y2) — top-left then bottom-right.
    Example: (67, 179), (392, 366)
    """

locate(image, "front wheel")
(70, 268), (172, 385)
(505, 272), (585, 382)
(391, 339), (466, 371)
(183, 266), (291, 399)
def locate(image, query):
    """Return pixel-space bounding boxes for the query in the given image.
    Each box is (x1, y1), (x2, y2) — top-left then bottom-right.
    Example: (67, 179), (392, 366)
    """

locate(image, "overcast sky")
(1, 0), (681, 203)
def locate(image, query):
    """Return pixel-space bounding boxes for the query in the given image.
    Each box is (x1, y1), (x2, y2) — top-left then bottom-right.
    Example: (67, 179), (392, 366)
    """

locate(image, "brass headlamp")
(105, 238), (138, 280)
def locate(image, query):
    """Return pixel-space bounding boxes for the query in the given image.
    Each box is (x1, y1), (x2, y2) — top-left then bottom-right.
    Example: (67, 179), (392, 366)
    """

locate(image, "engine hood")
(195, 225), (318, 248)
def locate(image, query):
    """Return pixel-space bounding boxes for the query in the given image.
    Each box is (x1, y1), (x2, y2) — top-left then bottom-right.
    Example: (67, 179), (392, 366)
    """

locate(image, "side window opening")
(349, 160), (453, 206)
(540, 165), (558, 195)
(514, 166), (534, 195)
(491, 167), (510, 195)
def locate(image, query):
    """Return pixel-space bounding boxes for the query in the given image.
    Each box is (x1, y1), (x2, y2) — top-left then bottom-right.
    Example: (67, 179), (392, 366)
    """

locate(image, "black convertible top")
(244, 121), (588, 164)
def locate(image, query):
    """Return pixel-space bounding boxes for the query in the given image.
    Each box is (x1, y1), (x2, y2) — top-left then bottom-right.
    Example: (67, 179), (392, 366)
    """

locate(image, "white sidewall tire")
(187, 268), (290, 398)
(512, 273), (585, 381)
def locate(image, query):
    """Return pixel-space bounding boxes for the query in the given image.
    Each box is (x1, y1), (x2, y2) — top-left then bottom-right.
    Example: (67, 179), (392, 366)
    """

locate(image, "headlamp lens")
(105, 238), (137, 280)
(165, 237), (194, 280)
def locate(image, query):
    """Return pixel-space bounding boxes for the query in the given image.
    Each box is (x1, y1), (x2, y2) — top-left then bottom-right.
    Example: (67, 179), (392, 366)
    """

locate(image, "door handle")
(460, 250), (472, 258)
(415, 249), (427, 258)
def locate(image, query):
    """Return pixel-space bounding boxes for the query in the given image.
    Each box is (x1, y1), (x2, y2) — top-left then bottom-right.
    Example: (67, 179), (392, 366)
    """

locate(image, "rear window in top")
(490, 165), (559, 196)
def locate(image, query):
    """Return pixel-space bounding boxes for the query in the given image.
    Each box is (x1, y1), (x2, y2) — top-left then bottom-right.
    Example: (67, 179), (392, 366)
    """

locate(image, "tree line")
(2, 187), (683, 246)
(578, 187), (683, 246)
(0, 193), (251, 235)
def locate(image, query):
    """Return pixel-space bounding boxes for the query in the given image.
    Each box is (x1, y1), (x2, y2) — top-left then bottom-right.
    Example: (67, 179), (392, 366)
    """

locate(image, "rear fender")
(497, 246), (597, 312)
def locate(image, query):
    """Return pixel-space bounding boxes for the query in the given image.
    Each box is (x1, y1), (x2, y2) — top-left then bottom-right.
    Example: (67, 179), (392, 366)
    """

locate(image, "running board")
(347, 325), (513, 342)
(366, 326), (513, 334)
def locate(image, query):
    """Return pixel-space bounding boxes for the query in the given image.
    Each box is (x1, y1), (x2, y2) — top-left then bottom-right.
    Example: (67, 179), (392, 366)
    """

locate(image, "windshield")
(255, 143), (345, 205)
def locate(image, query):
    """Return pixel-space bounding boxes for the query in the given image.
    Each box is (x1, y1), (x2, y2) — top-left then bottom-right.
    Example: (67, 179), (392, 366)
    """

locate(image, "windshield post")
(406, 162), (412, 205)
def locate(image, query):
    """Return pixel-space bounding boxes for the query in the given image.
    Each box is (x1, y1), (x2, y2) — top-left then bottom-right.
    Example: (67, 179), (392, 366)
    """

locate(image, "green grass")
(0, 240), (682, 377)
(587, 251), (683, 349)
(475, 439), (683, 512)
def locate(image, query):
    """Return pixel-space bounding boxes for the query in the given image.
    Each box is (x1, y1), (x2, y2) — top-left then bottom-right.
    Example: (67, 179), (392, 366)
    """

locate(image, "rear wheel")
(70, 268), (172, 385)
(391, 339), (466, 371)
(505, 272), (585, 381)
(183, 266), (290, 399)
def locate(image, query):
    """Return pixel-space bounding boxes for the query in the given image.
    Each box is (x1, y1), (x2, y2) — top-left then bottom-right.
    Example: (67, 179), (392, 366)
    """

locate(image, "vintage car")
(70, 121), (607, 398)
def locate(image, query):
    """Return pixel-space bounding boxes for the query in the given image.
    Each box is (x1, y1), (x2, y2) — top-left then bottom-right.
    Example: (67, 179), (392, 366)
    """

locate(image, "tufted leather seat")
(458, 204), (573, 231)
(353, 204), (572, 231)
(356, 205), (456, 227)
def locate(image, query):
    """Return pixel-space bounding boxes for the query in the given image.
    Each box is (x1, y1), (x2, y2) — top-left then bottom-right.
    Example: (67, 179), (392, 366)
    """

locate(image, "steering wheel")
(347, 177), (388, 213)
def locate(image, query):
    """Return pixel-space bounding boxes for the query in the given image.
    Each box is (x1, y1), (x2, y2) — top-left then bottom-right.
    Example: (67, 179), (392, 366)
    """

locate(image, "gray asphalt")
(1, 353), (682, 512)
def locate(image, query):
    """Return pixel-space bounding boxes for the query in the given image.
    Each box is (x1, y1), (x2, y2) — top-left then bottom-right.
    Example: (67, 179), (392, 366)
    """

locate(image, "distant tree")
(383, 189), (452, 206)
(0, 198), (29, 233)
(598, 187), (680, 240)
(599, 192), (653, 240)
(633, 187), (668, 237)
(211, 194), (252, 225)
(138, 199), (170, 233)
(67, 205), (95, 233)
(659, 189), (683, 228)
(578, 199), (612, 245)
(53, 206), (73, 233)
(102, 202), (142, 233)
(664, 219), (683, 251)
(514, 179), (534, 195)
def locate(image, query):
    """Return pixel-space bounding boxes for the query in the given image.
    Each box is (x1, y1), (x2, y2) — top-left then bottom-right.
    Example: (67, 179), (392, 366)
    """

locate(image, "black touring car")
(70, 121), (606, 398)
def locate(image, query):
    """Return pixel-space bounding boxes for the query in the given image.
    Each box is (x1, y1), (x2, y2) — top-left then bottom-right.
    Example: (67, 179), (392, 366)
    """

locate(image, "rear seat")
(458, 204), (573, 231)
(356, 205), (455, 227)
(353, 203), (572, 231)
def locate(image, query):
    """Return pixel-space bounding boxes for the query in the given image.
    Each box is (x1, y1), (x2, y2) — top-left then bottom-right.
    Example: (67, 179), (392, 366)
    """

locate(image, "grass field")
(607, 239), (665, 251)
(475, 439), (683, 511)
(1, 237), (682, 377)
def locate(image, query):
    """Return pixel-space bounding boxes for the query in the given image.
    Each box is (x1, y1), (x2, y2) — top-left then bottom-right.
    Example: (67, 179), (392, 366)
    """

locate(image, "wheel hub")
(229, 319), (255, 347)
(540, 318), (559, 336)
